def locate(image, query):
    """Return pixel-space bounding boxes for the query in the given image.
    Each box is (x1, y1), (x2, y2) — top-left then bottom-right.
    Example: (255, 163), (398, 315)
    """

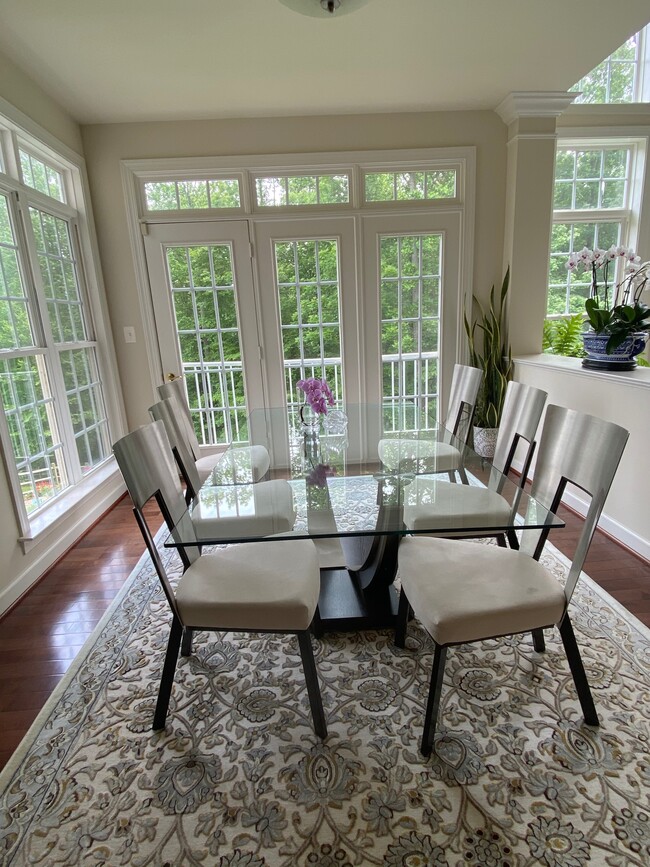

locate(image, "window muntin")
(365, 170), (456, 203)
(274, 238), (343, 417)
(553, 148), (630, 211)
(548, 221), (623, 316)
(0, 354), (68, 513)
(19, 149), (66, 203)
(380, 233), (441, 431)
(30, 208), (87, 343)
(547, 144), (635, 318)
(0, 194), (35, 350)
(144, 178), (241, 211)
(166, 243), (248, 444)
(60, 347), (110, 473)
(570, 33), (640, 104)
(255, 174), (350, 207)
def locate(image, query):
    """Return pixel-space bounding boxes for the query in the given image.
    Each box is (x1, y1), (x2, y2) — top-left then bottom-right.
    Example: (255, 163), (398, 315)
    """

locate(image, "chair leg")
(153, 615), (183, 731)
(297, 631), (327, 739)
(496, 533), (507, 548)
(395, 588), (411, 648)
(457, 467), (469, 485)
(531, 628), (546, 652)
(506, 529), (519, 550)
(310, 606), (323, 639)
(421, 643), (447, 757)
(181, 627), (194, 656)
(559, 614), (599, 727)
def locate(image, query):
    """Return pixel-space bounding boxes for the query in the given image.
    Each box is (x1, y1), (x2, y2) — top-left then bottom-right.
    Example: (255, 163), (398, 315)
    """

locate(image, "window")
(144, 178), (241, 211)
(0, 122), (115, 538)
(365, 170), (456, 203)
(255, 174), (350, 207)
(570, 25), (650, 104)
(547, 145), (635, 318)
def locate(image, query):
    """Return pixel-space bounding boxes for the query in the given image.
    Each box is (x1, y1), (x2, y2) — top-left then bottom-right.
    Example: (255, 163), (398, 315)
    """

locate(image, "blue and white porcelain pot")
(582, 331), (648, 370)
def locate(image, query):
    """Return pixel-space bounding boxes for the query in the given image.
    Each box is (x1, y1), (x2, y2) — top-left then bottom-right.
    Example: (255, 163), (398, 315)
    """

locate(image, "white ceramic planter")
(473, 426), (498, 460)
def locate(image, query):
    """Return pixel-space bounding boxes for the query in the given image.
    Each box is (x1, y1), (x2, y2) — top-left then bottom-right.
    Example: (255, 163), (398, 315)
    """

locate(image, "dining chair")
(113, 419), (327, 738)
(378, 363), (482, 478)
(395, 404), (628, 756)
(157, 378), (271, 484)
(403, 380), (547, 545)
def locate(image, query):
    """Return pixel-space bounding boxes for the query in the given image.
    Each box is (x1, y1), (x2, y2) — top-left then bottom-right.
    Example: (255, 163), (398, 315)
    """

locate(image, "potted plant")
(464, 268), (513, 458)
(566, 246), (650, 370)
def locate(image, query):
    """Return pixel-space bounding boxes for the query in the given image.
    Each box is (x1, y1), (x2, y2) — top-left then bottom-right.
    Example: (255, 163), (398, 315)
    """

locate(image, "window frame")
(0, 112), (124, 545)
(547, 135), (647, 321)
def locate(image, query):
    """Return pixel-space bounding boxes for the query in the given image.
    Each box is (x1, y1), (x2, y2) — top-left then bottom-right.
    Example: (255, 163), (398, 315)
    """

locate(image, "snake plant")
(464, 269), (513, 429)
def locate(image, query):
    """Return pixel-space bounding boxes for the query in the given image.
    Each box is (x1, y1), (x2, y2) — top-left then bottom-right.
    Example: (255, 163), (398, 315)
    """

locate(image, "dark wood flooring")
(0, 494), (648, 772)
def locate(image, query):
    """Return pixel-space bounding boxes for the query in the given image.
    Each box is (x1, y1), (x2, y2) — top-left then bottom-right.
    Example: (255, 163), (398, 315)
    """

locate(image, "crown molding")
(495, 92), (578, 126)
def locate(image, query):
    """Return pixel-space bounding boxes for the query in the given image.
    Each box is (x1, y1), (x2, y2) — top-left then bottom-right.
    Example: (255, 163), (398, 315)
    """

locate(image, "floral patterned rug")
(1, 530), (649, 866)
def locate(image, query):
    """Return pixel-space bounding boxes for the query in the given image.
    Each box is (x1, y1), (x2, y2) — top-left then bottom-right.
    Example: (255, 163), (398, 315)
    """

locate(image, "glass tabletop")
(164, 403), (563, 550)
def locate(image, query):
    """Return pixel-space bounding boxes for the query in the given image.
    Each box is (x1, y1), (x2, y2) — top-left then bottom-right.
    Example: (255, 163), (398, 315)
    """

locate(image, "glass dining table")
(164, 403), (564, 633)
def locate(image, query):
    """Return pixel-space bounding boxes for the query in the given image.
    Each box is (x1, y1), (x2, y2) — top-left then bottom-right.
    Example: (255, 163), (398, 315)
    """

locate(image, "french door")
(144, 221), (264, 445)
(253, 217), (361, 414)
(143, 213), (462, 447)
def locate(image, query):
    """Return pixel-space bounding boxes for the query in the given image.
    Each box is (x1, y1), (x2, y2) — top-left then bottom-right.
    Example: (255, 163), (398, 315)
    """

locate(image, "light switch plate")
(123, 326), (136, 344)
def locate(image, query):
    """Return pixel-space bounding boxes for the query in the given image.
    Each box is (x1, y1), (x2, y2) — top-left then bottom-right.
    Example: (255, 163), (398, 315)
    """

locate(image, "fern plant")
(543, 314), (587, 358)
(464, 269), (513, 428)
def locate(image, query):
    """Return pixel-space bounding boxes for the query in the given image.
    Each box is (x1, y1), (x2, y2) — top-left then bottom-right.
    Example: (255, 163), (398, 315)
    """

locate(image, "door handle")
(166, 372), (181, 382)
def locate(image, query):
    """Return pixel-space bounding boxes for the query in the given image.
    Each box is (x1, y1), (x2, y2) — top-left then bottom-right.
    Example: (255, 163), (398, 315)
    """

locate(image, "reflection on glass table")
(165, 404), (564, 632)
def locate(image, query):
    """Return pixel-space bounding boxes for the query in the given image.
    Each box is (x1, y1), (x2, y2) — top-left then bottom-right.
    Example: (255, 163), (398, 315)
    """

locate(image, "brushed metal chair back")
(149, 397), (201, 501)
(491, 381), (547, 480)
(158, 378), (202, 459)
(113, 421), (201, 594)
(446, 364), (482, 444)
(520, 404), (629, 601)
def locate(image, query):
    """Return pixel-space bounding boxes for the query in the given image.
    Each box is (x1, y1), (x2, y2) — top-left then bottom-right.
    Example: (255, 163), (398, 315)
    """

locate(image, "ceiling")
(0, 0), (649, 125)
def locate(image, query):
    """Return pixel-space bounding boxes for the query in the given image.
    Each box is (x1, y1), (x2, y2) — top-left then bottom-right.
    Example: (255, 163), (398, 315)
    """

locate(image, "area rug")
(1, 519), (649, 866)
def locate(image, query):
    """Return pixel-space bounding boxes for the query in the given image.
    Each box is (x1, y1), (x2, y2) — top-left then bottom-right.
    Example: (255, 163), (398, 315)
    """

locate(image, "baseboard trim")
(0, 474), (126, 618)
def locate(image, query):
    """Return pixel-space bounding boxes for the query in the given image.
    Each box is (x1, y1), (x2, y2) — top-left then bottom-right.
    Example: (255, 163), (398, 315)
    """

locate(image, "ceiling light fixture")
(277, 0), (370, 18)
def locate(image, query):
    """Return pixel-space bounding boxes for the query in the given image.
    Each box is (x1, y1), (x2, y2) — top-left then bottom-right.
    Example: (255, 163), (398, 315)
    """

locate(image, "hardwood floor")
(0, 494), (648, 773)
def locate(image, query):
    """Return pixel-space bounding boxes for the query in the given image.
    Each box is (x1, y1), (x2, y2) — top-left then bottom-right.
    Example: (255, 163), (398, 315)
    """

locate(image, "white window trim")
(0, 99), (127, 548)
(121, 147), (476, 409)
(548, 131), (650, 320)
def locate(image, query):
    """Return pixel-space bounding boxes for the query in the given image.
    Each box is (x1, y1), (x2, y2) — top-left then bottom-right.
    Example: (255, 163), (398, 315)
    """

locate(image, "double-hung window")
(547, 143), (638, 318)
(0, 127), (114, 540)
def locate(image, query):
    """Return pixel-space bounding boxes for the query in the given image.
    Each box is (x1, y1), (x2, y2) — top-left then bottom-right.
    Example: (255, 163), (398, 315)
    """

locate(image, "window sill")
(514, 353), (650, 391)
(19, 458), (125, 552)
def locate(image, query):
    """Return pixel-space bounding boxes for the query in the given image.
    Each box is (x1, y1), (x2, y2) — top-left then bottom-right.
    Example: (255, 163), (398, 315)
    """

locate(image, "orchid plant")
(566, 245), (650, 353)
(297, 377), (335, 415)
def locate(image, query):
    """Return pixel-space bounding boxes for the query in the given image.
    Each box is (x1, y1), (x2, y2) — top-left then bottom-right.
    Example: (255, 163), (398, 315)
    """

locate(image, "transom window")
(570, 32), (641, 104)
(255, 174), (350, 207)
(19, 149), (66, 203)
(365, 170), (456, 203)
(144, 178), (241, 211)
